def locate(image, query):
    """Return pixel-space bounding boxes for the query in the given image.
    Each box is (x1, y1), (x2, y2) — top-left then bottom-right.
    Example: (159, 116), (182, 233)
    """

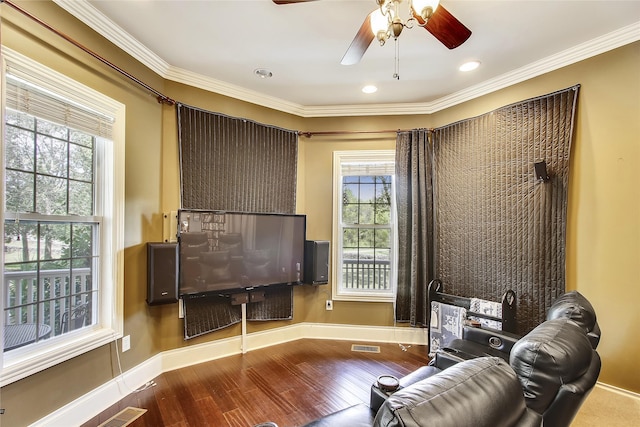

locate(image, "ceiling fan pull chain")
(393, 38), (400, 80)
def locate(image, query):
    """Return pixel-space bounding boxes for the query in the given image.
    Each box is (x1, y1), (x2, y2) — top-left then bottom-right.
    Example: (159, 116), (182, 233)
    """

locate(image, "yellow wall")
(0, 1), (638, 425)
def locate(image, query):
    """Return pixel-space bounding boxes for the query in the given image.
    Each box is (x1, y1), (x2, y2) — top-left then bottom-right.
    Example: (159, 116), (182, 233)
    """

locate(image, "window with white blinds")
(332, 151), (397, 302)
(1, 48), (125, 386)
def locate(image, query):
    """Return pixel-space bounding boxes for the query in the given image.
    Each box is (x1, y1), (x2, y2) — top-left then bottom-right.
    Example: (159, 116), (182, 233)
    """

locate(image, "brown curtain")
(178, 105), (297, 212)
(395, 129), (435, 326)
(177, 103), (298, 339)
(431, 86), (580, 333)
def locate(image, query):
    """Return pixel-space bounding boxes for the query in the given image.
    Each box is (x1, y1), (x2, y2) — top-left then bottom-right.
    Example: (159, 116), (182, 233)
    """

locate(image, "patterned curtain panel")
(178, 104), (297, 213)
(182, 294), (242, 340)
(177, 103), (298, 339)
(246, 286), (294, 321)
(395, 129), (435, 326)
(432, 86), (579, 333)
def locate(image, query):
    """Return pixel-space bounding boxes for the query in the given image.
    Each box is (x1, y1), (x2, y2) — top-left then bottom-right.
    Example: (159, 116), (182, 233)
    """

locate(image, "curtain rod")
(2, 0), (176, 106)
(299, 128), (435, 137)
(300, 129), (403, 138)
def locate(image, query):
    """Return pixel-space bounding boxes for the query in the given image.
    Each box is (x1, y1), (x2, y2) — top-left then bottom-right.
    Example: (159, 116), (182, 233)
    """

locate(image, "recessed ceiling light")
(362, 85), (378, 94)
(254, 68), (273, 79)
(459, 61), (480, 72)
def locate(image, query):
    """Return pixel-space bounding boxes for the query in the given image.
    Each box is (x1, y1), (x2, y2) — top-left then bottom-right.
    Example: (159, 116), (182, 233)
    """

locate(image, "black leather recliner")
(374, 357), (542, 427)
(303, 293), (600, 427)
(509, 317), (601, 426)
(302, 357), (542, 427)
(437, 317), (601, 427)
(365, 316), (601, 427)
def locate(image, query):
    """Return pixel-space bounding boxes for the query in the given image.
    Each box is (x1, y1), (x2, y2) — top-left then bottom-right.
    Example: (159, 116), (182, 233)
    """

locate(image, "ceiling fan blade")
(341, 11), (376, 65)
(420, 4), (472, 49)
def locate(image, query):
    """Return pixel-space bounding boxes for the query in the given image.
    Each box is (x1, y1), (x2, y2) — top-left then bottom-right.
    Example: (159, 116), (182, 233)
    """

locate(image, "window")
(332, 151), (397, 301)
(1, 49), (125, 386)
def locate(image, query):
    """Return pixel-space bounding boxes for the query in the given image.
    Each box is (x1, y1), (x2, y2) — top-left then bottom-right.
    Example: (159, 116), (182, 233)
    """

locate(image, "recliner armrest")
(461, 325), (522, 354)
(430, 347), (475, 369)
(369, 365), (442, 414)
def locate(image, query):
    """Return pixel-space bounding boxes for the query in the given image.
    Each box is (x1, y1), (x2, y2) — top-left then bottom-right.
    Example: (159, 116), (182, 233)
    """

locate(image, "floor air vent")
(351, 344), (381, 353)
(98, 407), (147, 427)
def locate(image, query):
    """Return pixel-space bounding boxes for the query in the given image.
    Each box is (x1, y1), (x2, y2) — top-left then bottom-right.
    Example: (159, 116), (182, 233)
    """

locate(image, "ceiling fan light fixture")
(391, 17), (404, 38)
(459, 60), (480, 72)
(340, 0), (471, 69)
(370, 8), (390, 39)
(411, 0), (440, 22)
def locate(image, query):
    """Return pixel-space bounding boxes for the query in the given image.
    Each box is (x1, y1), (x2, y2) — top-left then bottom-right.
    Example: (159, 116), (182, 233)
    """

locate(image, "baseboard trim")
(31, 322), (427, 427)
(595, 381), (640, 400)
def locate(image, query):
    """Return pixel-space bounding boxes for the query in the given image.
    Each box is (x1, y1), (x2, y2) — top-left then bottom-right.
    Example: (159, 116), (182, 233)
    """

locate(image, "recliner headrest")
(546, 291), (597, 333)
(510, 317), (594, 414)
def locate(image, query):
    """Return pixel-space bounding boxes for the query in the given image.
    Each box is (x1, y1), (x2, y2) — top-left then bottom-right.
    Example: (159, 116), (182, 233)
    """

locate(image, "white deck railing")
(3, 268), (92, 336)
(342, 259), (391, 290)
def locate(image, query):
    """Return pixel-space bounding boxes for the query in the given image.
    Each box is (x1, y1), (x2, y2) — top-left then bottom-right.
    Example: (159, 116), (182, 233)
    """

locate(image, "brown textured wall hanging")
(432, 86), (579, 333)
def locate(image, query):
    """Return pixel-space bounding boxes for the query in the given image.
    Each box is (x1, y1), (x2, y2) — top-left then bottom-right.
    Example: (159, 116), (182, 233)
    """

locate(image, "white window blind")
(5, 74), (113, 138)
(341, 161), (395, 176)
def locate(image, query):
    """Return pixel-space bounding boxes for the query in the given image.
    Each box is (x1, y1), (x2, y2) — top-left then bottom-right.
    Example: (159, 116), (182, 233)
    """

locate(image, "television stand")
(231, 290), (266, 354)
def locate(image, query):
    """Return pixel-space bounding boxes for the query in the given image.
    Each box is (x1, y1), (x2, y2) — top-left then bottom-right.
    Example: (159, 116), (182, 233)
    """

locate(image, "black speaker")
(304, 240), (329, 285)
(147, 242), (179, 305)
(534, 160), (550, 182)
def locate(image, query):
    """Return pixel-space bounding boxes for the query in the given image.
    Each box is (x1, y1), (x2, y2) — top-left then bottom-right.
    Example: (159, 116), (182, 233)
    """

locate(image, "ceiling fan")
(272, 0), (471, 65)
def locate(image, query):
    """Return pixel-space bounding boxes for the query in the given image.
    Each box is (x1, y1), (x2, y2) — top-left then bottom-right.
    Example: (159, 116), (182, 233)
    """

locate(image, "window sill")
(333, 291), (396, 303)
(1, 328), (120, 387)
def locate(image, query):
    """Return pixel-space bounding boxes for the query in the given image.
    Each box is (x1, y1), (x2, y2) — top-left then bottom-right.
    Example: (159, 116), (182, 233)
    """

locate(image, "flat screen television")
(177, 209), (306, 296)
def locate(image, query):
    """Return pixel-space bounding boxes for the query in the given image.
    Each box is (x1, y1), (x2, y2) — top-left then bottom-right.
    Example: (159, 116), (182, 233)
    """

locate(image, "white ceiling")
(54, 0), (640, 117)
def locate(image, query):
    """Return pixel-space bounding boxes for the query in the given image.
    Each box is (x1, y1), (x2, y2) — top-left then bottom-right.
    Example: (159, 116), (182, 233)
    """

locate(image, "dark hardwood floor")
(81, 339), (429, 427)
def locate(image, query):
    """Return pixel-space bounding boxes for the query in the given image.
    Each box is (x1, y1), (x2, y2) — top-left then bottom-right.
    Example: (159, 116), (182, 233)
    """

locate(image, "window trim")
(331, 150), (397, 302)
(1, 49), (125, 386)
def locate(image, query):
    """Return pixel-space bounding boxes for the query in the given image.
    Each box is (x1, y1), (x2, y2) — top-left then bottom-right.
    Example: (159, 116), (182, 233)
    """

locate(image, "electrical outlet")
(122, 335), (131, 352)
(325, 300), (333, 311)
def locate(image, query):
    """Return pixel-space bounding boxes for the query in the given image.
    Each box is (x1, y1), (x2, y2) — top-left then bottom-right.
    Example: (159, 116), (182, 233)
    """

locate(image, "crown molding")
(52, 0), (170, 76)
(424, 20), (640, 114)
(54, 0), (640, 118)
(164, 66), (308, 116)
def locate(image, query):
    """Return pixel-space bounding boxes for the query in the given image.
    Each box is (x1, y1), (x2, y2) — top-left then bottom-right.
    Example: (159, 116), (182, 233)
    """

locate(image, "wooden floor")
(81, 339), (429, 427)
